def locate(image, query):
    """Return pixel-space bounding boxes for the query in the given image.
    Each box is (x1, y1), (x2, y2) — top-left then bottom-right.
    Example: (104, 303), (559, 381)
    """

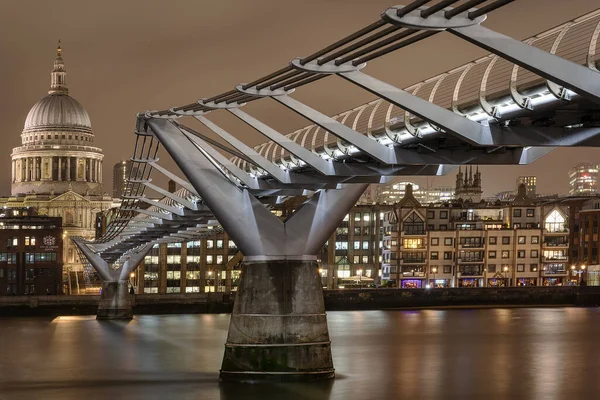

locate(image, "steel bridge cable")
(284, 74), (327, 91)
(353, 30), (440, 65)
(256, 70), (304, 90)
(445, 0), (488, 19)
(205, 89), (239, 104)
(397, 0), (433, 17)
(241, 65), (295, 90)
(469, 0), (515, 19)
(317, 25), (402, 65)
(300, 20), (388, 65)
(271, 72), (314, 90)
(421, 0), (461, 18)
(335, 29), (418, 66)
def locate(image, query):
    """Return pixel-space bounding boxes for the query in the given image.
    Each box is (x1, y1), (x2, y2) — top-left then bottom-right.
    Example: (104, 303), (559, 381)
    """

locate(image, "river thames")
(1, 307), (599, 399)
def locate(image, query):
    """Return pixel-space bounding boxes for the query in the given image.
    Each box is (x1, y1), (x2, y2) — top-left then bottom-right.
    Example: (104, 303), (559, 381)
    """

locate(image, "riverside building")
(0, 208), (63, 295)
(380, 184), (591, 288)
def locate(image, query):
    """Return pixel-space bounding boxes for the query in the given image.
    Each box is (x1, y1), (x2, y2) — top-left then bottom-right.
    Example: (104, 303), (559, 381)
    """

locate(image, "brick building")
(0, 208), (63, 295)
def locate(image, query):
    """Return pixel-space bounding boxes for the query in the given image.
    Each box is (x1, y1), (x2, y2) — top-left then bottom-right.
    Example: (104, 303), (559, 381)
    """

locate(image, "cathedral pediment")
(49, 190), (91, 203)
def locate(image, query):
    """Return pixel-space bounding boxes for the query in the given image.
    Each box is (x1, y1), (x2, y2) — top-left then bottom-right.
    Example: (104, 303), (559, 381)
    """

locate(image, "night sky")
(0, 0), (598, 197)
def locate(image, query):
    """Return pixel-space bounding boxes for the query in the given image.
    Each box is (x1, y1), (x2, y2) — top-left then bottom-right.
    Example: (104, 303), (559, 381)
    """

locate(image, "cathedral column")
(58, 157), (62, 181)
(99, 161), (102, 184)
(11, 160), (15, 183)
(67, 157), (71, 181)
(25, 158), (30, 182)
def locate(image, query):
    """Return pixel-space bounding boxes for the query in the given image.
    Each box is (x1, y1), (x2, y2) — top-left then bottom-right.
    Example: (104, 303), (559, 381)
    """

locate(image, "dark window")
(514, 209), (522, 217)
(530, 264), (538, 272)
(502, 237), (510, 245)
(517, 264), (525, 272)
(502, 251), (510, 259)
(489, 237), (497, 245)
(403, 213), (425, 235)
(488, 264), (496, 273)
(431, 238), (439, 246)
(444, 238), (453, 246)
(443, 252), (453, 260)
(488, 251), (496, 259)
(440, 211), (448, 219)
(526, 209), (535, 217)
(531, 250), (538, 258)
(531, 236), (539, 244)
(427, 211), (435, 219)
(430, 252), (439, 260)
(443, 266), (452, 273)
(518, 236), (526, 244)
(518, 250), (525, 258)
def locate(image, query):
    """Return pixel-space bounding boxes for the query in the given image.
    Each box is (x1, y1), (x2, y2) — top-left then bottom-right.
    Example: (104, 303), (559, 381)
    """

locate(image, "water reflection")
(1, 308), (600, 399)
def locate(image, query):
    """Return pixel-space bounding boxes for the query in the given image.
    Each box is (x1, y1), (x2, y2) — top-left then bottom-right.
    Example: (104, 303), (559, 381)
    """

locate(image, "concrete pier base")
(220, 260), (334, 382)
(96, 281), (133, 320)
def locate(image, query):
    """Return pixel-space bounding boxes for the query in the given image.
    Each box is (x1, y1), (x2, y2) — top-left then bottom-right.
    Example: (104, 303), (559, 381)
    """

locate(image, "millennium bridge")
(73, 0), (600, 382)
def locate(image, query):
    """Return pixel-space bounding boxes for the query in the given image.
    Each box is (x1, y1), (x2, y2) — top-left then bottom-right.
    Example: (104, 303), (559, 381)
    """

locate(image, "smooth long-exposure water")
(1, 308), (599, 399)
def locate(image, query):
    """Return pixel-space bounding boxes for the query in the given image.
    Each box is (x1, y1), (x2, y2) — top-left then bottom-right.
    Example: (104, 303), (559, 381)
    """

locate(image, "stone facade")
(2, 44), (112, 289)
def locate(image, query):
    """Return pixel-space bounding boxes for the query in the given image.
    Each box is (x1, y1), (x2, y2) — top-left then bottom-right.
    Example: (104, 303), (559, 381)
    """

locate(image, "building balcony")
(541, 256), (568, 262)
(543, 229), (569, 235)
(402, 231), (427, 237)
(400, 245), (427, 251)
(542, 268), (568, 275)
(400, 258), (426, 265)
(542, 242), (568, 248)
(457, 258), (484, 263)
(459, 243), (485, 250)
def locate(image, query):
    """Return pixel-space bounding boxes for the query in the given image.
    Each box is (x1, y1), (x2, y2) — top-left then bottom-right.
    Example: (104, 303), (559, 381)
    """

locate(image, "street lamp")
(431, 267), (437, 287)
(503, 266), (509, 287)
(357, 268), (363, 289)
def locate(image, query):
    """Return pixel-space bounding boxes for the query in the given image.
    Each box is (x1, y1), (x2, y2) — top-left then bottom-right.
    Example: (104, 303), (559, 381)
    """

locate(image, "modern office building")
(0, 208), (63, 295)
(569, 163), (599, 196)
(112, 160), (137, 198)
(517, 176), (537, 197)
(2, 43), (112, 290)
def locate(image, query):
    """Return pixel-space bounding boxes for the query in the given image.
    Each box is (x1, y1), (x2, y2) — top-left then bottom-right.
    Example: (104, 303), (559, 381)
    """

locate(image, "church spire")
(49, 40), (68, 95)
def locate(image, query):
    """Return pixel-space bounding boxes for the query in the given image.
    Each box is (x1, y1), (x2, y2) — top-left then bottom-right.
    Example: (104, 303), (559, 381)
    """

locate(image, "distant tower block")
(569, 164), (599, 196)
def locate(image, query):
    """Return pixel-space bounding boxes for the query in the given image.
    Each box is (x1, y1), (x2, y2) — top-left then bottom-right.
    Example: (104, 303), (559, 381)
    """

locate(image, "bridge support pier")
(148, 118), (368, 382)
(220, 259), (333, 382)
(72, 238), (153, 320)
(97, 280), (133, 320)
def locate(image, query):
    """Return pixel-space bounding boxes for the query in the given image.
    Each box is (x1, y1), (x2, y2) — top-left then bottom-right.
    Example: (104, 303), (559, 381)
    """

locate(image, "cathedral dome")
(23, 94), (92, 134)
(22, 42), (92, 135)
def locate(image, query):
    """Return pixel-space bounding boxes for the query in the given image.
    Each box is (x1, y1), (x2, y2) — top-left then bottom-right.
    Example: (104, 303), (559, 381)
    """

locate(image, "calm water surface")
(1, 308), (599, 400)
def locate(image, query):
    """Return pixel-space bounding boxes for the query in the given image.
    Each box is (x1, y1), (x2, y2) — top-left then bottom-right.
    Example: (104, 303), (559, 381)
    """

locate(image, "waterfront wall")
(1, 287), (599, 316)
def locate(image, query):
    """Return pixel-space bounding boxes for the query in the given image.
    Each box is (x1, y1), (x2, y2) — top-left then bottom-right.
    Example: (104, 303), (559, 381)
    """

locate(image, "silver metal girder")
(339, 70), (492, 146)
(450, 24), (600, 105)
(228, 108), (333, 175)
(134, 197), (186, 216)
(486, 125), (600, 147)
(148, 118), (286, 256)
(273, 95), (397, 164)
(142, 181), (199, 211)
(147, 162), (200, 197)
(122, 208), (174, 220)
(194, 115), (292, 183)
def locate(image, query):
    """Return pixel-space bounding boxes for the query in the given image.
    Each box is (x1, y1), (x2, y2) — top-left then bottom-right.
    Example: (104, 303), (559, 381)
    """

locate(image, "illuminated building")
(569, 163), (599, 196)
(1, 43), (112, 292)
(112, 160), (137, 198)
(0, 208), (63, 295)
(516, 176), (537, 197)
